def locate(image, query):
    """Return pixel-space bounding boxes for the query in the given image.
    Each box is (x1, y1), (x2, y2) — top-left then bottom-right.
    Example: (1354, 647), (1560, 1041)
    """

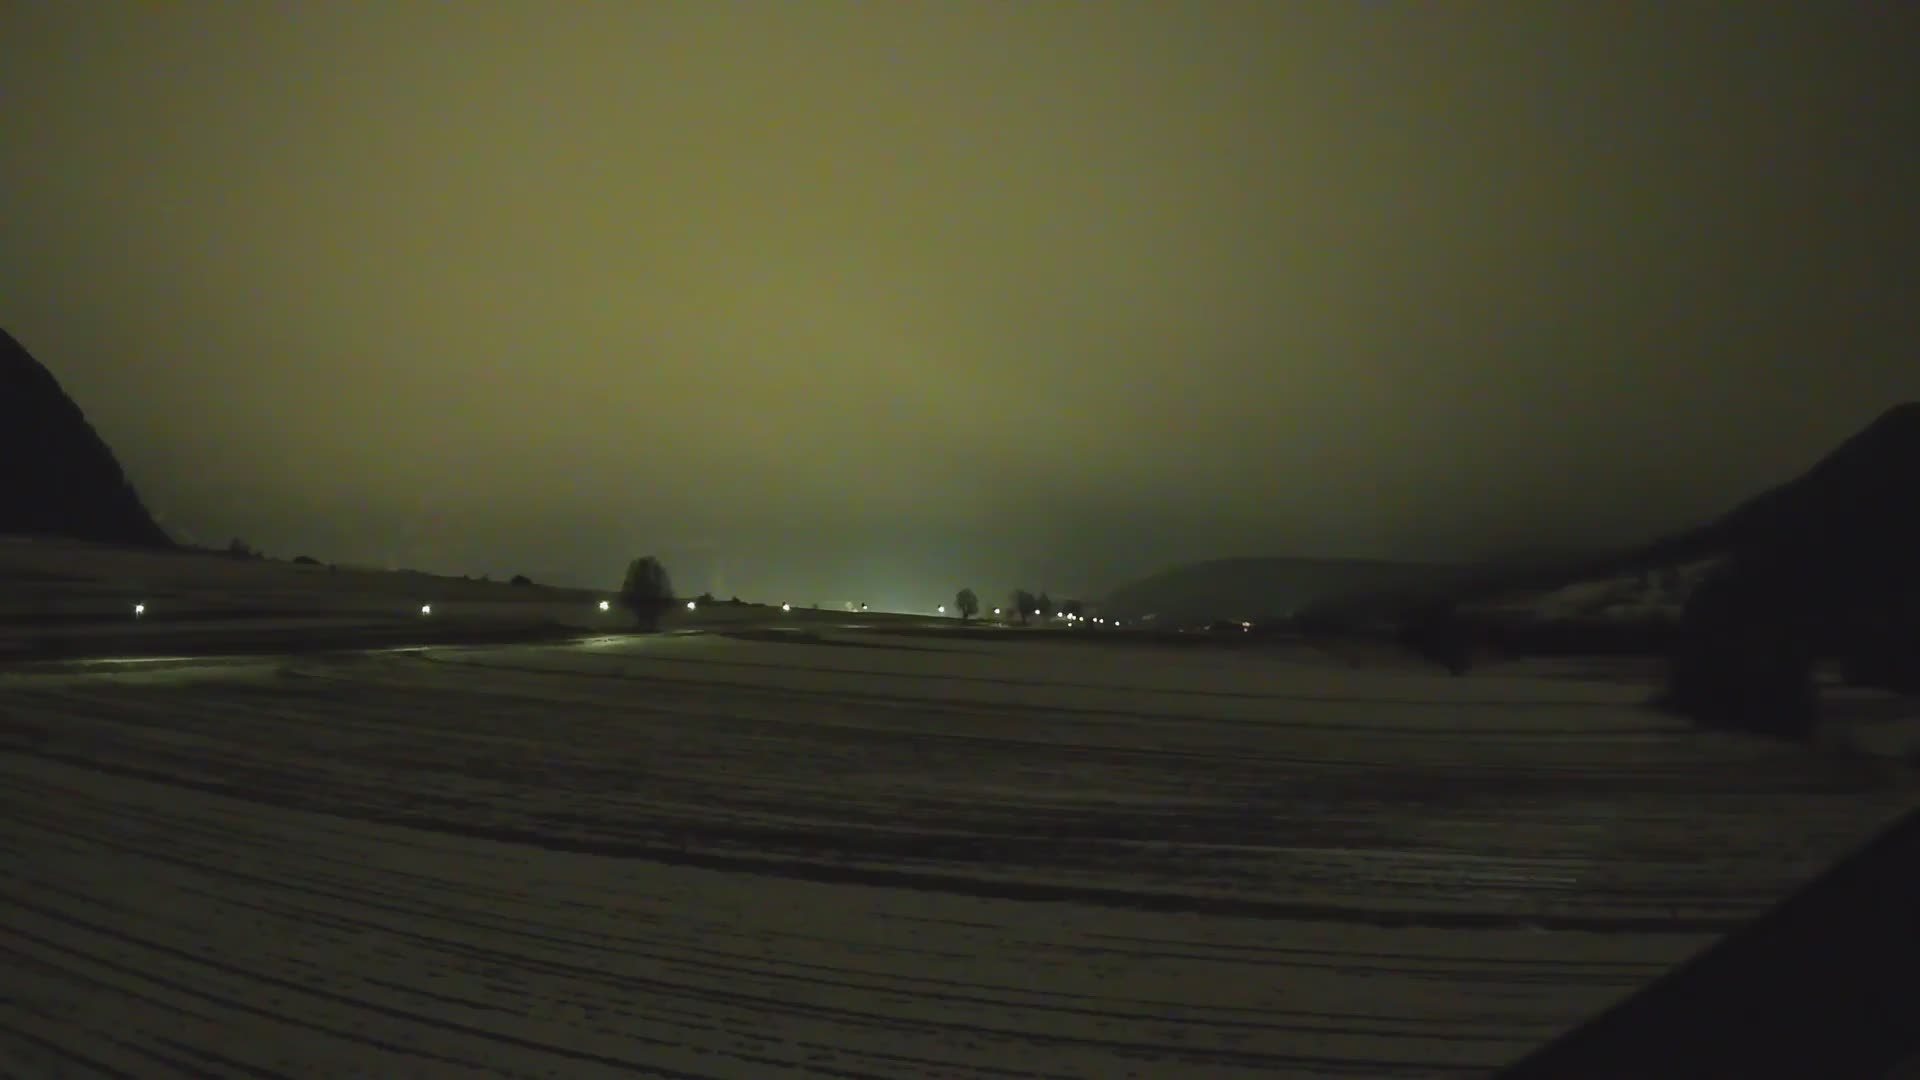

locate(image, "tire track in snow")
(0, 739), (1766, 933)
(5, 669), (1897, 926)
(2, 762), (1508, 1076)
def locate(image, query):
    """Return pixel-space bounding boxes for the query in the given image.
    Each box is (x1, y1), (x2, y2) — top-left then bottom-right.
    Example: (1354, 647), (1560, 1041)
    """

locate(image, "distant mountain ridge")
(1378, 402), (1920, 616)
(1097, 556), (1474, 624)
(1, 328), (172, 548)
(1625, 402), (1920, 573)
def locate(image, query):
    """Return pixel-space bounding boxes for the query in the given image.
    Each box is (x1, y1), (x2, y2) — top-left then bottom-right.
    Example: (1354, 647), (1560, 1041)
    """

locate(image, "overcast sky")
(5, 3), (1916, 604)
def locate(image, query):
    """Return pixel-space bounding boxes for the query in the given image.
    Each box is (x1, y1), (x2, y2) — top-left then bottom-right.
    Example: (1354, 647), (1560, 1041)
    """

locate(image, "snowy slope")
(1465, 559), (1721, 626)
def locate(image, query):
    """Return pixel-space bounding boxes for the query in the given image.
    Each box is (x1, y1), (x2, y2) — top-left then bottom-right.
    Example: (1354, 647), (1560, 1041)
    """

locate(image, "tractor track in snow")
(4, 632), (1916, 1077)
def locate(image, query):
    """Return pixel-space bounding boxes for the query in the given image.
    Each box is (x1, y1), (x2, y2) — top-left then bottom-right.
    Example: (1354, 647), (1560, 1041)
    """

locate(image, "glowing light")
(937, 605), (945, 613)
(133, 603), (146, 617)
(993, 607), (1001, 615)
(782, 603), (791, 612)
(420, 604), (432, 615)
(598, 600), (611, 612)
(686, 600), (697, 610)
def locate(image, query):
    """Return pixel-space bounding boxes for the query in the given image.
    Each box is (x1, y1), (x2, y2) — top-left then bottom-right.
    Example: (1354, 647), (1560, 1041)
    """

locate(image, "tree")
(1037, 592), (1053, 619)
(619, 555), (675, 632)
(1060, 598), (1084, 618)
(1010, 589), (1037, 626)
(955, 587), (979, 621)
(1659, 556), (1817, 740)
(1399, 603), (1474, 676)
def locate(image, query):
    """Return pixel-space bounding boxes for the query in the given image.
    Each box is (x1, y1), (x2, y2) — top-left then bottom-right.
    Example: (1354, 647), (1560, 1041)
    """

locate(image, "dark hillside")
(1, 329), (171, 548)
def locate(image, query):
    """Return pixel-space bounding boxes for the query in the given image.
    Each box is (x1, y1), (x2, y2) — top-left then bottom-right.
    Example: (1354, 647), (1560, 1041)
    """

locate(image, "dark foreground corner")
(1494, 803), (1920, 1079)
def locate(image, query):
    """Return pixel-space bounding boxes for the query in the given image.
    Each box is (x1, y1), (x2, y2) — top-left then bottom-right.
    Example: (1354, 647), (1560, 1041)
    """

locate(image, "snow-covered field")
(5, 621), (1919, 1077)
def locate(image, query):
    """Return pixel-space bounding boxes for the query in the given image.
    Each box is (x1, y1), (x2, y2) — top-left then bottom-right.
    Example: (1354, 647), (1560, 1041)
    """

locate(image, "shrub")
(1660, 557), (1819, 740)
(1397, 605), (1473, 676)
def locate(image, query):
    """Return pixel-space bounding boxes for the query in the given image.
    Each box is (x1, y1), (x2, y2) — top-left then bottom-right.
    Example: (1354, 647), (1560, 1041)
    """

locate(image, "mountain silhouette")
(1628, 402), (1920, 574)
(1403, 402), (1920, 613)
(1, 328), (172, 548)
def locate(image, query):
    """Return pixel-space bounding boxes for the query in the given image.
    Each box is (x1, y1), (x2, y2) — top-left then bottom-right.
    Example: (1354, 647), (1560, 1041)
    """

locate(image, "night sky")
(5, 4), (1916, 606)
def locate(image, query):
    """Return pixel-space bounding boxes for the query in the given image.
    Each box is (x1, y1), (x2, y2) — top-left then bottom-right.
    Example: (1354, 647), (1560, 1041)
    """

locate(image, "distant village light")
(687, 600), (697, 610)
(598, 600), (611, 611)
(133, 603), (146, 617)
(420, 604), (432, 616)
